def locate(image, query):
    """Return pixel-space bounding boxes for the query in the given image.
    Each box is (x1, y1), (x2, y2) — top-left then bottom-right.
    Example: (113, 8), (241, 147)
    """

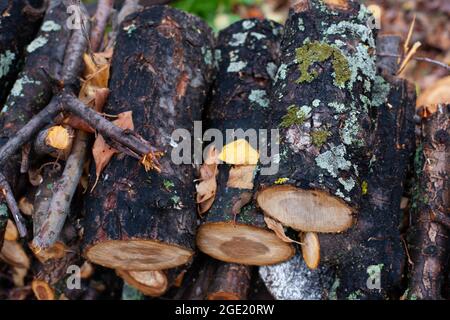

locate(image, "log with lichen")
(0, 0), (44, 104)
(256, 0), (377, 236)
(0, 0), (71, 247)
(83, 5), (215, 271)
(407, 104), (449, 300)
(196, 19), (294, 266)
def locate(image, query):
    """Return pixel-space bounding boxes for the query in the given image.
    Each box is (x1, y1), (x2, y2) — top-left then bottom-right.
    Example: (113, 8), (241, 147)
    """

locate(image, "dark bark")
(197, 19), (294, 266)
(181, 258), (217, 300)
(256, 0), (377, 233)
(0, 0), (70, 190)
(83, 5), (215, 271)
(0, 0), (45, 104)
(407, 104), (449, 300)
(319, 75), (416, 299)
(207, 263), (252, 300)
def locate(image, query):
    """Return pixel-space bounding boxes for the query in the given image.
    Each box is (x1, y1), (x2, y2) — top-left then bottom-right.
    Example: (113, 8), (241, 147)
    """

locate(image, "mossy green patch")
(311, 129), (330, 147)
(280, 105), (308, 128)
(295, 41), (351, 87)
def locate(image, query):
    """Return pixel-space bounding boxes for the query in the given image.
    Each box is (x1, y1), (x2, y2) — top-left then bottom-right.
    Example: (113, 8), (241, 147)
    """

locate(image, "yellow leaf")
(218, 139), (259, 165)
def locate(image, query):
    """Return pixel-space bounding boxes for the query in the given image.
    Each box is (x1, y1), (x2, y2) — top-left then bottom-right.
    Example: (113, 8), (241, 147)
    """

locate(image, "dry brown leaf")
(264, 216), (303, 245)
(227, 165), (256, 190)
(198, 196), (216, 216)
(92, 111), (134, 190)
(4, 219), (18, 241)
(196, 146), (219, 208)
(417, 76), (450, 108)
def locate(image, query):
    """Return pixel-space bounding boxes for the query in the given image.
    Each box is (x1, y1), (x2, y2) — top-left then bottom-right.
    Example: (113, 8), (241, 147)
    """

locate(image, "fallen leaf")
(218, 139), (259, 165)
(92, 111), (134, 190)
(227, 165), (256, 189)
(417, 76), (450, 108)
(264, 216), (303, 245)
(231, 192), (252, 216)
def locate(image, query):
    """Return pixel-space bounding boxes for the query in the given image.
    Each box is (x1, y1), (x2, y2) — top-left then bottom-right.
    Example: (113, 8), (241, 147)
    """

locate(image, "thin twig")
(0, 174), (27, 238)
(378, 53), (450, 72)
(90, 0), (114, 52)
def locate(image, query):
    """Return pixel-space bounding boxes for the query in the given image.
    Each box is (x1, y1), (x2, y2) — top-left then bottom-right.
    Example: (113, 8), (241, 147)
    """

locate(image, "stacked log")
(83, 6), (215, 271)
(196, 19), (294, 266)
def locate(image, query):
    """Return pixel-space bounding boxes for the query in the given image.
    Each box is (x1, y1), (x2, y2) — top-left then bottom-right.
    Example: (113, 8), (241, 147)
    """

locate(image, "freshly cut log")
(196, 19), (294, 266)
(83, 6), (215, 271)
(207, 263), (252, 300)
(33, 125), (75, 159)
(407, 104), (449, 300)
(0, 0), (44, 104)
(256, 0), (377, 233)
(300, 232), (320, 270)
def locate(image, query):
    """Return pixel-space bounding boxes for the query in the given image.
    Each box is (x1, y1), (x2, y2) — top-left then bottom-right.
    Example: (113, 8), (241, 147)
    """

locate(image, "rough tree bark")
(207, 263), (252, 300)
(83, 5), (215, 271)
(256, 0), (376, 235)
(407, 104), (449, 300)
(0, 0), (45, 104)
(196, 19), (294, 266)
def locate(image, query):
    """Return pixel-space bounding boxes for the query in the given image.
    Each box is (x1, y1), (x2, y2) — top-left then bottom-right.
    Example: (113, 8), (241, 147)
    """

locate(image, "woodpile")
(0, 0), (448, 300)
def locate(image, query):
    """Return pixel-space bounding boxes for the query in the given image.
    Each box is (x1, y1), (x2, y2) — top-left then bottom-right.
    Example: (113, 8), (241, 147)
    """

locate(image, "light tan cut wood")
(32, 280), (55, 300)
(4, 219), (18, 241)
(257, 185), (354, 233)
(300, 232), (320, 269)
(197, 222), (294, 265)
(85, 240), (193, 271)
(0, 240), (30, 269)
(116, 269), (168, 297)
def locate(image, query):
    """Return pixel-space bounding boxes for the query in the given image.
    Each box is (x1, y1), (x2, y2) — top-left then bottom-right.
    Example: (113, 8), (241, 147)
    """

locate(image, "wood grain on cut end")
(0, 240), (30, 269)
(32, 280), (55, 300)
(31, 241), (67, 263)
(86, 240), (193, 271)
(291, 0), (310, 12)
(323, 0), (350, 10)
(300, 232), (320, 269)
(197, 222), (294, 266)
(257, 185), (354, 233)
(116, 269), (168, 297)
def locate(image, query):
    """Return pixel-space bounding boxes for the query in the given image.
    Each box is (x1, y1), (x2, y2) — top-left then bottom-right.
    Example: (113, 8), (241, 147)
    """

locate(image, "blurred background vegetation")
(80, 0), (449, 93)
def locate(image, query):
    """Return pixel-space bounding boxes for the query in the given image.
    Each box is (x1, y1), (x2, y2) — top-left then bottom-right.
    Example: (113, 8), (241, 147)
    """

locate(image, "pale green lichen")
(227, 61), (247, 72)
(123, 24), (137, 35)
(163, 179), (175, 191)
(329, 278), (340, 300)
(27, 36), (48, 53)
(311, 129), (330, 147)
(280, 105), (309, 128)
(201, 47), (213, 65)
(328, 101), (346, 113)
(0, 50), (15, 79)
(312, 99), (321, 107)
(315, 144), (351, 177)
(249, 89), (269, 108)
(325, 21), (376, 48)
(266, 62), (277, 80)
(372, 75), (391, 107)
(0, 203), (7, 218)
(332, 39), (376, 91)
(295, 41), (351, 87)
(341, 110), (363, 146)
(338, 177), (355, 192)
(230, 32), (248, 46)
(250, 32), (266, 40)
(347, 290), (363, 300)
(297, 18), (305, 31)
(275, 63), (288, 82)
(242, 20), (256, 30)
(41, 20), (61, 32)
(10, 75), (41, 97)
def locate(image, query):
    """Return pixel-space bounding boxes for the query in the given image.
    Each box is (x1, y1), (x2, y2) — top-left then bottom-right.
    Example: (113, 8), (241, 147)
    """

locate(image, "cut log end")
(197, 223), (294, 266)
(85, 240), (193, 271)
(45, 125), (72, 150)
(207, 291), (241, 300)
(116, 269), (168, 297)
(256, 185), (354, 233)
(31, 280), (55, 300)
(300, 232), (320, 270)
